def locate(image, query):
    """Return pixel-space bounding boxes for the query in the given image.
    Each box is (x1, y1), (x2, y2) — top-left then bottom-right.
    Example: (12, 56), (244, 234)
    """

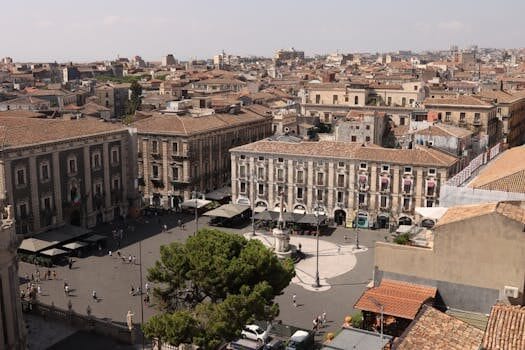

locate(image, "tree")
(126, 80), (142, 115)
(143, 228), (295, 349)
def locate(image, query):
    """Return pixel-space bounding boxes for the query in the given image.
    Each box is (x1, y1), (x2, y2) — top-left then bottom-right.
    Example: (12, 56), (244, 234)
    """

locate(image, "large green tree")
(143, 228), (295, 349)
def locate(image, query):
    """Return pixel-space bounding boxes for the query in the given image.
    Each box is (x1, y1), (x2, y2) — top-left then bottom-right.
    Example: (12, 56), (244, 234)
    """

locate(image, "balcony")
(473, 119), (482, 126)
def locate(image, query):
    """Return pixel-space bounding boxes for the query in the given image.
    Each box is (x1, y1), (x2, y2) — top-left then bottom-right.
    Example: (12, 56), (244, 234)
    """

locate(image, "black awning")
(151, 179), (164, 188)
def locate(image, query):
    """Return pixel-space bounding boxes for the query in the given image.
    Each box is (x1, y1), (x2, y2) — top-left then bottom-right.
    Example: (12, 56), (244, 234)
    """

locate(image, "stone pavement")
(19, 213), (389, 344)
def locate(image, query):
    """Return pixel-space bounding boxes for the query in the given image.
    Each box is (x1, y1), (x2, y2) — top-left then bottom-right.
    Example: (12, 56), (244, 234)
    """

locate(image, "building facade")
(230, 140), (458, 227)
(95, 84), (130, 118)
(134, 108), (272, 208)
(0, 116), (138, 235)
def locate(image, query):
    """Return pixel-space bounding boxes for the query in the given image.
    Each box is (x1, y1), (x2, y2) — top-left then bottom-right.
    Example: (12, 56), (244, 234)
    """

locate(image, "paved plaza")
(19, 213), (389, 343)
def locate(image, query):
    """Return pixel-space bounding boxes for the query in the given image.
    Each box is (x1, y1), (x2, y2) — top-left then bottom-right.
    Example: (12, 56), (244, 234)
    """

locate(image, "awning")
(254, 211), (278, 221)
(205, 186), (232, 201)
(181, 198), (212, 209)
(415, 207), (448, 221)
(359, 175), (367, 183)
(254, 206), (267, 213)
(293, 209), (306, 214)
(203, 204), (250, 219)
(36, 225), (91, 244)
(62, 241), (89, 250)
(40, 248), (69, 257)
(19, 238), (58, 253)
(295, 214), (326, 224)
(427, 181), (436, 188)
(381, 177), (389, 184)
(82, 234), (108, 243)
(404, 179), (412, 185)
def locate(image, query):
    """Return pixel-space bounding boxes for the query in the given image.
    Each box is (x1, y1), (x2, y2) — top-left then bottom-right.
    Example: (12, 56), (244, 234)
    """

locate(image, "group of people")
(108, 250), (138, 265)
(129, 282), (151, 306)
(312, 312), (327, 331)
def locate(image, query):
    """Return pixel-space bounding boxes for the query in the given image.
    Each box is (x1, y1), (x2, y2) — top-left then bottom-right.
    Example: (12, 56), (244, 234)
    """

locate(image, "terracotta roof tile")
(482, 304), (525, 350)
(393, 305), (483, 350)
(415, 124), (472, 138)
(424, 95), (493, 107)
(354, 279), (437, 320)
(231, 140), (458, 167)
(436, 201), (525, 227)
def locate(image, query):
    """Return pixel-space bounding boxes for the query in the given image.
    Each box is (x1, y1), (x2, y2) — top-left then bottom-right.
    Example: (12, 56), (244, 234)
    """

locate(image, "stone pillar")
(103, 143), (111, 212)
(249, 156), (256, 206)
(83, 146), (93, 218)
(230, 155), (238, 202)
(287, 159), (294, 209)
(120, 138), (129, 212)
(369, 163), (377, 213)
(162, 139), (169, 207)
(268, 159), (274, 208)
(52, 152), (63, 223)
(392, 165), (400, 214)
(306, 160), (314, 212)
(28, 156), (41, 232)
(348, 163), (355, 213)
(141, 138), (149, 199)
(415, 168), (424, 208)
(327, 161), (335, 215)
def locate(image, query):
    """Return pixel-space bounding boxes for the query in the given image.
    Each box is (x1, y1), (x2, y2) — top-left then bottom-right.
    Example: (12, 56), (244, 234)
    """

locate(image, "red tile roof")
(393, 305), (483, 350)
(482, 304), (525, 350)
(354, 279), (437, 320)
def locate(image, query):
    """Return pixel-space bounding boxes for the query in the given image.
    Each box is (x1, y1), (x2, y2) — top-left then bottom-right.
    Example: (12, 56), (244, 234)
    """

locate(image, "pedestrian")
(144, 294), (150, 305)
(92, 290), (97, 302)
(108, 250), (112, 257)
(117, 251), (121, 258)
(47, 269), (51, 280)
(163, 224), (168, 232)
(298, 243), (302, 252)
(317, 315), (323, 328)
(128, 255), (132, 264)
(52, 270), (57, 280)
(344, 234), (348, 242)
(182, 223), (186, 230)
(136, 287), (141, 296)
(130, 285), (134, 295)
(37, 285), (41, 295)
(145, 282), (149, 294)
(30, 273), (34, 282)
(36, 270), (40, 282)
(337, 245), (341, 254)
(68, 259), (73, 269)
(312, 317), (318, 331)
(177, 219), (182, 227)
(292, 294), (297, 307)
(322, 311), (327, 325)
(65, 285), (70, 296)
(132, 256), (136, 265)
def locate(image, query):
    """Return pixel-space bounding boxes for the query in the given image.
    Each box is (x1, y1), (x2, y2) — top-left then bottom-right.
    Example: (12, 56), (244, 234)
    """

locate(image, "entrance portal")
(334, 210), (346, 226)
(398, 216), (412, 225)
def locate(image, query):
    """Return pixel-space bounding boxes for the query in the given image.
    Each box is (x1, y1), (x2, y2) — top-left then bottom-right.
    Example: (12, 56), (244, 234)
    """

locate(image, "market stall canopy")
(415, 207), (449, 221)
(181, 199), (212, 209)
(295, 214), (327, 225)
(254, 206), (267, 213)
(36, 225), (91, 243)
(82, 234), (107, 243)
(62, 241), (89, 250)
(19, 238), (58, 253)
(40, 248), (69, 257)
(205, 186), (232, 201)
(203, 204), (250, 219)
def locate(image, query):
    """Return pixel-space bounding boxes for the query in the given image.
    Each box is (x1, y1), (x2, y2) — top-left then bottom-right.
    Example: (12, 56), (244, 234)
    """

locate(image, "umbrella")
(62, 241), (89, 250)
(40, 248), (68, 256)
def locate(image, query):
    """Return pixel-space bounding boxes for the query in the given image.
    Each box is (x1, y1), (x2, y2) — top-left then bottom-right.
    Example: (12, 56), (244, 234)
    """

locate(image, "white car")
(241, 324), (269, 342)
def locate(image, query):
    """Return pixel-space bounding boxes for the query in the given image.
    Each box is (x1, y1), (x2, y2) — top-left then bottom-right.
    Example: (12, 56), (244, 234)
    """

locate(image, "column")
(249, 156), (256, 205)
(347, 162), (355, 212)
(120, 138), (129, 212)
(162, 139), (169, 206)
(369, 163), (377, 213)
(287, 159), (294, 209)
(28, 156), (41, 232)
(268, 159), (274, 208)
(230, 155), (238, 202)
(103, 143), (111, 210)
(415, 168), (424, 208)
(142, 138), (150, 199)
(52, 152), (63, 223)
(327, 161), (335, 215)
(83, 146), (93, 216)
(391, 165), (400, 214)
(306, 160), (314, 212)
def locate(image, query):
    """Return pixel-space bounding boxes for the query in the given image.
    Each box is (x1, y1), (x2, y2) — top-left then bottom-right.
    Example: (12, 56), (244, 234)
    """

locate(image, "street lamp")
(193, 187), (198, 236)
(355, 210), (360, 250)
(251, 171), (257, 236)
(313, 203), (321, 288)
(138, 239), (145, 350)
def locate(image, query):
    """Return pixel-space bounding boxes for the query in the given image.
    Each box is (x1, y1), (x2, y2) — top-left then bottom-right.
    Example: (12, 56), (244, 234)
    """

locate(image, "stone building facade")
(230, 139), (458, 227)
(95, 84), (129, 118)
(133, 108), (272, 208)
(0, 116), (137, 235)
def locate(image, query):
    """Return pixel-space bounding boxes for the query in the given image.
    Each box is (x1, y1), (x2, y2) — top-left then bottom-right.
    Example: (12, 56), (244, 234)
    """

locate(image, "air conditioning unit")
(504, 286), (519, 298)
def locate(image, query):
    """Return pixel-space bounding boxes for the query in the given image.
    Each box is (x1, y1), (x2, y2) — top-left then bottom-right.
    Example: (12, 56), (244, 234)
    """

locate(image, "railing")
(21, 300), (138, 345)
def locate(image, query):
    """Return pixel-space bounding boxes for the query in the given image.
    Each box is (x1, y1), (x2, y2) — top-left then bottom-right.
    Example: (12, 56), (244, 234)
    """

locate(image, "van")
(228, 338), (265, 350)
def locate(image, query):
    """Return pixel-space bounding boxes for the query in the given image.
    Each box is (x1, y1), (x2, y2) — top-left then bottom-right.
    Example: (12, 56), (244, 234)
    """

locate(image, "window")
(317, 172), (324, 186)
(296, 187), (303, 199)
(365, 125), (370, 130)
(401, 97), (407, 106)
(172, 142), (178, 154)
(152, 140), (159, 153)
(240, 155), (246, 160)
(445, 112), (451, 122)
(414, 85), (418, 91)
(426, 199), (434, 207)
(382, 164), (390, 172)
(40, 162), (50, 182)
(239, 165), (246, 178)
(354, 96), (359, 105)
(258, 156), (264, 161)
(337, 191), (344, 203)
(172, 167), (179, 181)
(333, 95), (338, 104)
(387, 96), (392, 105)
(277, 168), (284, 181)
(258, 167), (264, 180)
(380, 195), (388, 208)
(42, 196), (52, 210)
(316, 189), (323, 201)
(474, 113), (481, 124)
(111, 147), (119, 165)
(338, 162), (345, 168)
(403, 179), (412, 193)
(356, 125), (360, 130)
(337, 174), (345, 187)
(112, 177), (120, 190)
(460, 112), (466, 122)
(358, 193), (366, 205)
(68, 157), (77, 174)
(296, 170), (304, 183)
(277, 157), (284, 163)
(351, 136), (357, 142)
(365, 136), (371, 142)
(18, 203), (28, 218)
(92, 153), (101, 169)
(360, 163), (367, 170)
(94, 183), (103, 195)
(404, 166), (412, 174)
(428, 168), (436, 175)
(152, 165), (159, 178)
(240, 182), (246, 194)
(258, 184), (264, 195)
(409, 99), (414, 105)
(315, 94), (320, 104)
(380, 177), (390, 191)
(345, 96), (349, 102)
(403, 197), (411, 210)
(400, 117), (406, 126)
(16, 168), (26, 186)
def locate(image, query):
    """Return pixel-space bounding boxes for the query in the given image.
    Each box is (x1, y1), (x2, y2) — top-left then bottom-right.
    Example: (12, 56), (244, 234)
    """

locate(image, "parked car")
(241, 324), (269, 343)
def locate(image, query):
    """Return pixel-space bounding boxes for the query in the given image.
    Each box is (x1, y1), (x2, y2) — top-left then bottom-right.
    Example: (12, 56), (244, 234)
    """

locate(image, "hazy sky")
(3, 0), (524, 62)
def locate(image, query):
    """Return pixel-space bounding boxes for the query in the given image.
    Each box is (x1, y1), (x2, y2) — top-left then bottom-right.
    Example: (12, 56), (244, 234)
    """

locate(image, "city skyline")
(3, 0), (525, 62)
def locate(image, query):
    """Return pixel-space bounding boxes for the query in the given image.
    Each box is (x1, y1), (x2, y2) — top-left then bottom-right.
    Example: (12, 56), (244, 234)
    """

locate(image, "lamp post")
(193, 187), (198, 236)
(313, 203), (321, 288)
(251, 171), (256, 236)
(139, 239), (145, 350)
(354, 210), (360, 250)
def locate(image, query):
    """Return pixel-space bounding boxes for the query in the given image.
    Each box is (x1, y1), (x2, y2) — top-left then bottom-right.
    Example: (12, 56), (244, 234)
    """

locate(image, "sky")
(2, 0), (524, 62)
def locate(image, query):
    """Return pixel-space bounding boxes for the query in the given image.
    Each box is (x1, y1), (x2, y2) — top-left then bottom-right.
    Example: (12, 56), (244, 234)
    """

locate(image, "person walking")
(177, 219), (182, 227)
(130, 285), (134, 295)
(292, 294), (297, 307)
(312, 317), (318, 331)
(132, 256), (136, 265)
(145, 282), (150, 294)
(47, 270), (51, 280)
(92, 290), (98, 302)
(322, 311), (327, 325)
(68, 259), (73, 269)
(52, 270), (57, 280)
(108, 250), (112, 257)
(163, 224), (168, 232)
(64, 285), (70, 296)
(37, 285), (41, 295)
(128, 255), (132, 264)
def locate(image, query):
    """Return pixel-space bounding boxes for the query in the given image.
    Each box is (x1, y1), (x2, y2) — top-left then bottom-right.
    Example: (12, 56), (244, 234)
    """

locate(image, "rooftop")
(424, 95), (493, 107)
(482, 304), (525, 350)
(393, 305), (483, 350)
(354, 279), (437, 320)
(231, 140), (458, 167)
(415, 123), (473, 138)
(435, 201), (525, 227)
(0, 116), (126, 149)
